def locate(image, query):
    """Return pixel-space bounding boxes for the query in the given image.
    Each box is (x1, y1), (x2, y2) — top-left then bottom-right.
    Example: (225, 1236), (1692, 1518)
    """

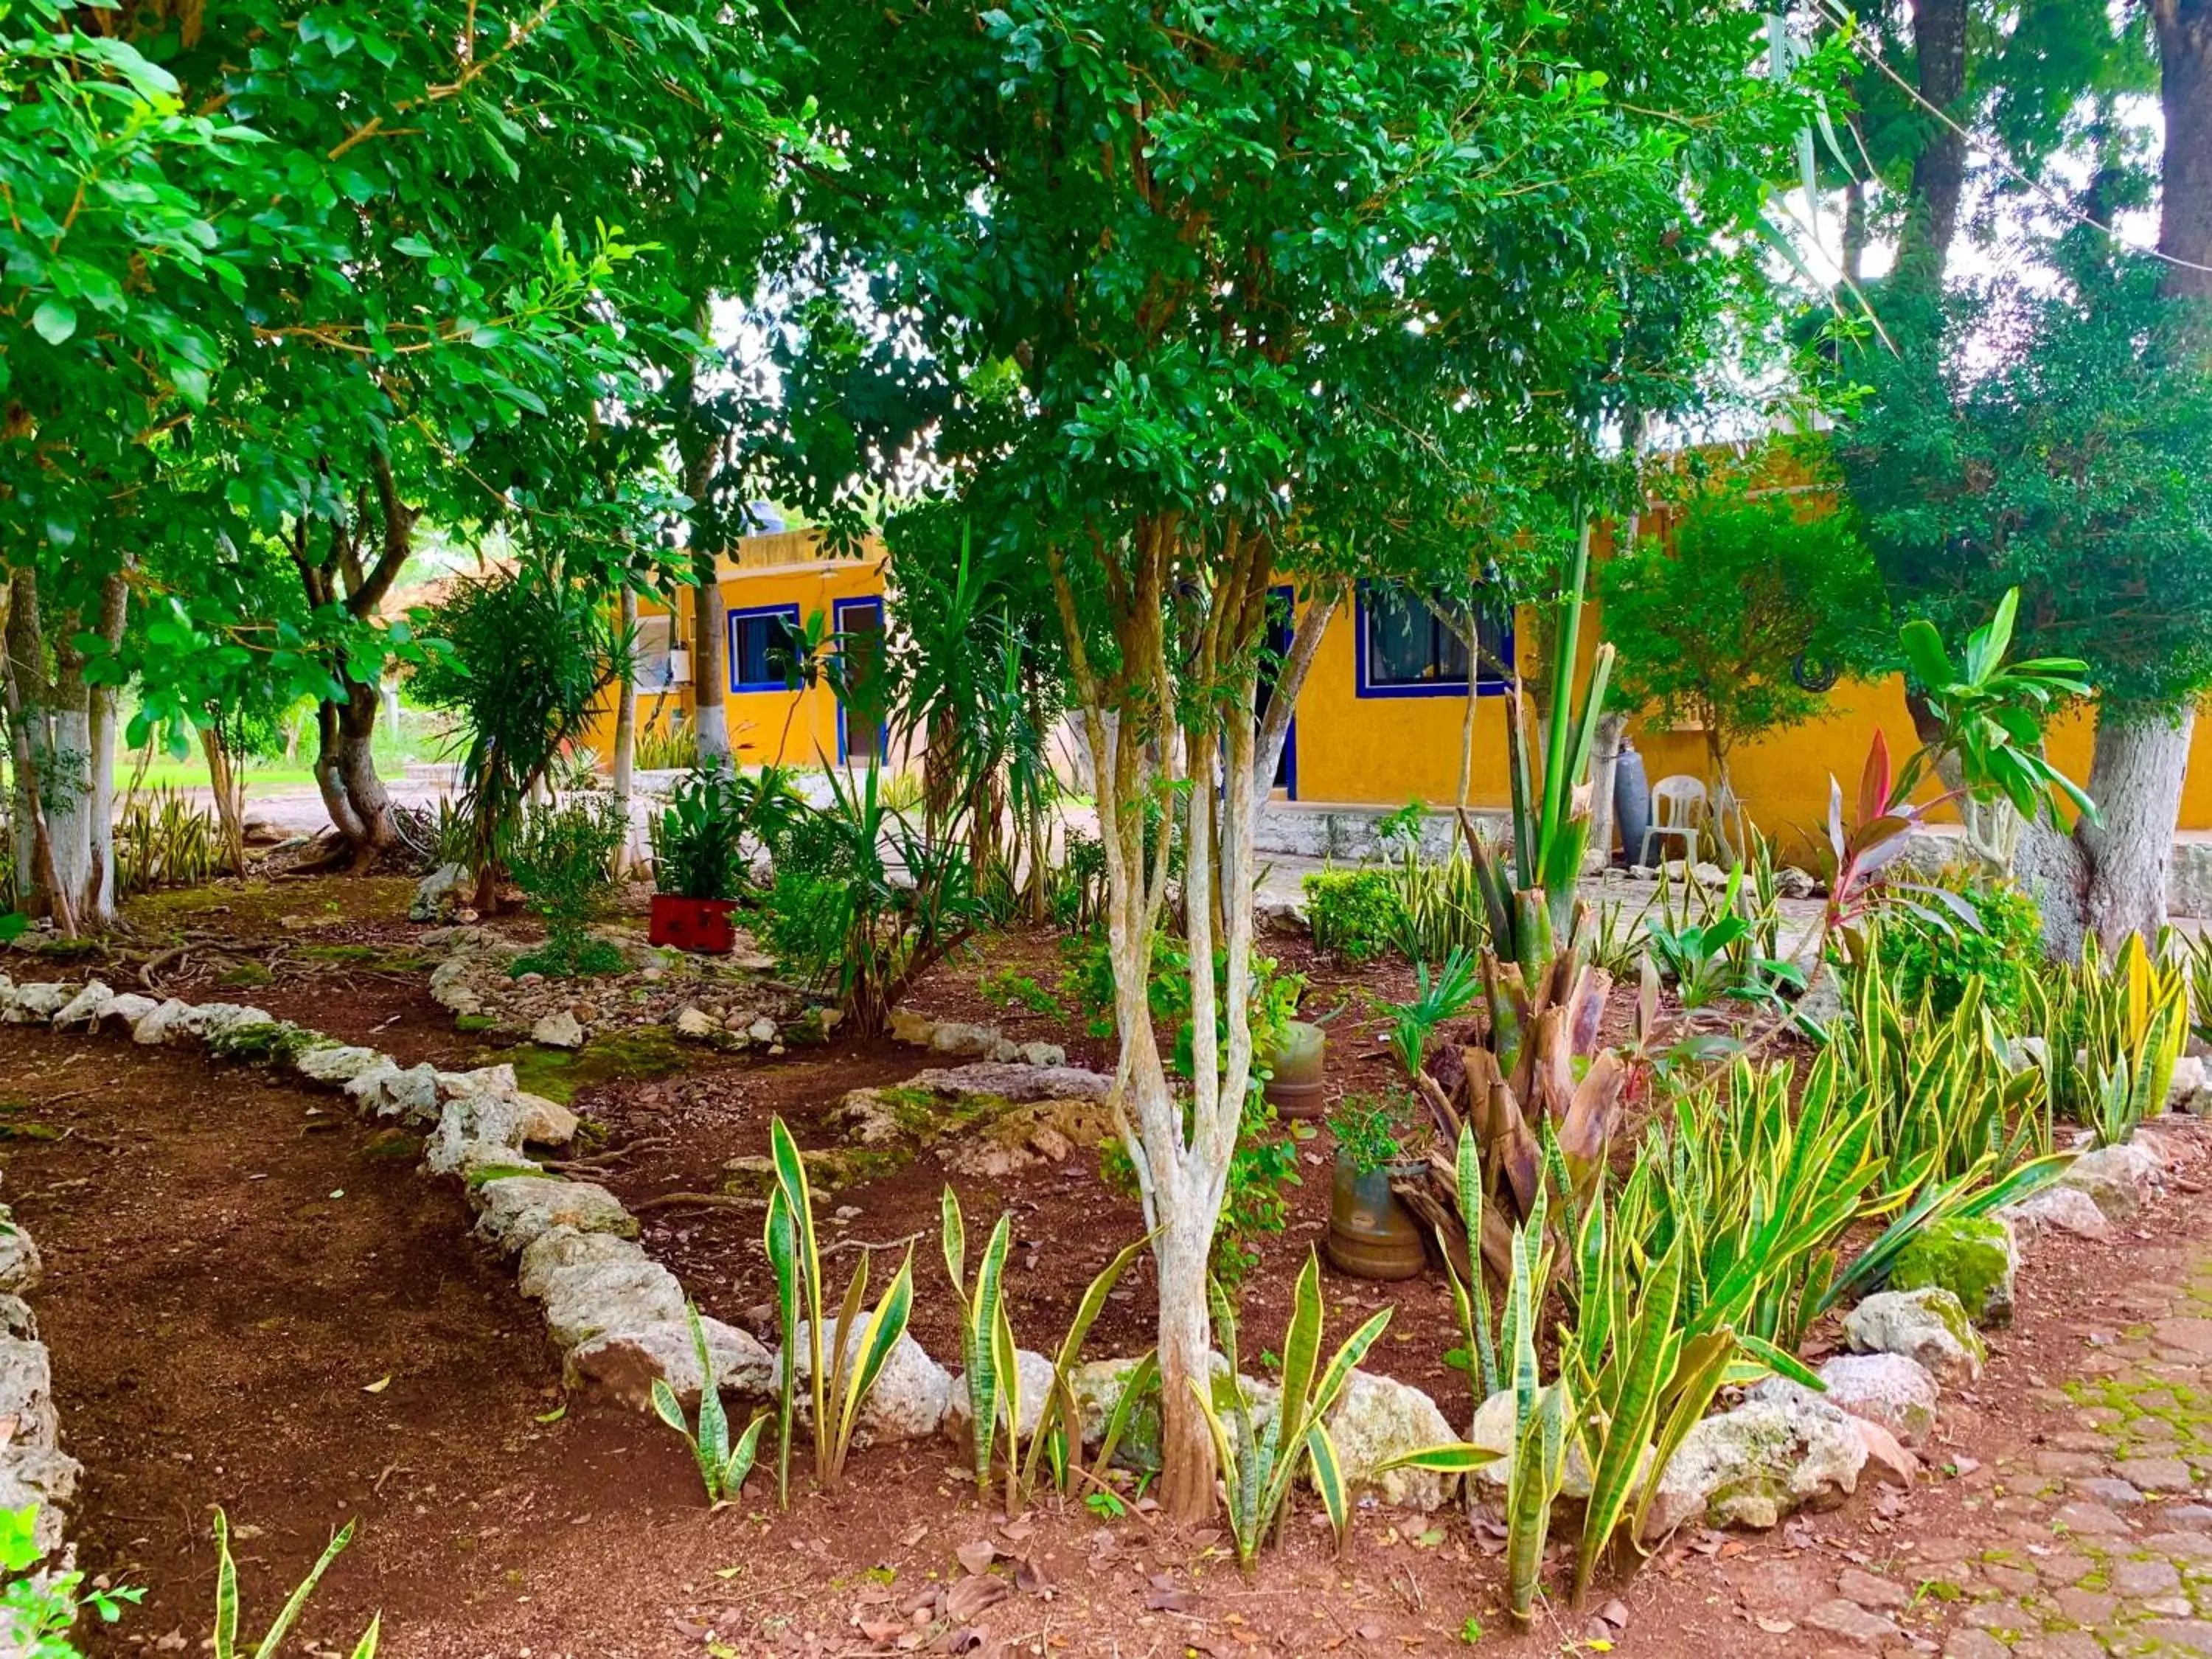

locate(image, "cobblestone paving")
(1724, 1241), (2212, 1659)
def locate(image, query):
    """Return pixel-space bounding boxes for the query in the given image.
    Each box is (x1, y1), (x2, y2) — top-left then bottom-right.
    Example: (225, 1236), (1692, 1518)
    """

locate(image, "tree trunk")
(1152, 1214), (1222, 1520)
(1, 574), (71, 934)
(1251, 583), (1340, 830)
(83, 571), (127, 926)
(1586, 713), (1628, 869)
(1895, 0), (1969, 295)
(315, 675), (394, 868)
(612, 587), (639, 878)
(2018, 706), (2194, 957)
(675, 291), (732, 771)
(201, 724), (248, 877)
(2154, 0), (2212, 312)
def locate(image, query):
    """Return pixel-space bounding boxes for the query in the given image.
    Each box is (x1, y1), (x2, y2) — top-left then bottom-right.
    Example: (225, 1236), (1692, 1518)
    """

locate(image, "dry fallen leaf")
(1754, 1616), (1795, 1635)
(362, 1375), (392, 1394)
(955, 1540), (998, 1577)
(945, 1576), (1007, 1622)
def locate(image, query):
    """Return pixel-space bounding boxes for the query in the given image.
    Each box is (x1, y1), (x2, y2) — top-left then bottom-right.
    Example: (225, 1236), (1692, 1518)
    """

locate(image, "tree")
(1839, 213), (2212, 950)
(4, 0), (785, 888)
(790, 0), (1811, 1521)
(1603, 470), (1884, 838)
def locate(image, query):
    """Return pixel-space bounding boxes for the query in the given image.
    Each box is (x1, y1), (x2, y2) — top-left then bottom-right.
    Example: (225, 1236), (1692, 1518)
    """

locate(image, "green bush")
(507, 794), (630, 978)
(1875, 880), (2044, 1018)
(1301, 868), (1405, 963)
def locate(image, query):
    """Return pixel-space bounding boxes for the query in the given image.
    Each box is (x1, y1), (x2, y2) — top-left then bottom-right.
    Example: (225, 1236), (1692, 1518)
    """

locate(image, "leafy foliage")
(1301, 869), (1404, 965)
(1604, 471), (1884, 774)
(1, 1503), (143, 1659)
(505, 795), (629, 978)
(411, 570), (627, 881)
(1876, 880), (2045, 1018)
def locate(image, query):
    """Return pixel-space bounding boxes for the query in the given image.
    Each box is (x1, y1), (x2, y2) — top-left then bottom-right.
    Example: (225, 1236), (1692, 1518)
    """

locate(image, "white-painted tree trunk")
(2017, 703), (2195, 959)
(612, 587), (639, 877)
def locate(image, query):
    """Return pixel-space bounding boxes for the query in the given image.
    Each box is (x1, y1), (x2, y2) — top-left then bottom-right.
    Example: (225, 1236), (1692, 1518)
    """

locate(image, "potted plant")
(649, 767), (746, 953)
(1323, 1093), (1430, 1281)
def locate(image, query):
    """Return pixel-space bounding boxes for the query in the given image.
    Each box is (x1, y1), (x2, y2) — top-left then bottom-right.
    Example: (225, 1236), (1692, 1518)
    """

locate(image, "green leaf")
(31, 300), (77, 344)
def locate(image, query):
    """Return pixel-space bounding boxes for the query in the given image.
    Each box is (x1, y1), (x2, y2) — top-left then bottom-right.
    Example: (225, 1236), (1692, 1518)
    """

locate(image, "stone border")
(0, 1147), (76, 1565)
(0, 969), (2197, 1541)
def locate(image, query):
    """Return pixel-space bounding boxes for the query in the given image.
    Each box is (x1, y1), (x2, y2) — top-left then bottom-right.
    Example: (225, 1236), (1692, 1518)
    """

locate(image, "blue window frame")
(832, 596), (889, 764)
(727, 603), (803, 693)
(1354, 582), (1512, 698)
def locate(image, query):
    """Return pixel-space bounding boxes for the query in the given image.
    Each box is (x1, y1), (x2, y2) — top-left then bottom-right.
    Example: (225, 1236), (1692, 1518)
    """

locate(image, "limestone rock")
(532, 1009), (586, 1050)
(0, 1297), (36, 1341)
(428, 955), (486, 1018)
(781, 1324), (953, 1446)
(472, 1177), (636, 1254)
(538, 1256), (689, 1349)
(0, 1215), (43, 1295)
(1843, 1287), (1986, 1385)
(1813, 1353), (1939, 1450)
(1751, 1356), (1936, 1450)
(907, 1062), (1113, 1103)
(518, 1227), (651, 1300)
(411, 862), (471, 923)
(1, 984), (70, 1024)
(675, 1006), (720, 1040)
(2168, 1054), (2208, 1113)
(1017, 1041), (1068, 1068)
(49, 981), (113, 1029)
(944, 1347), (1058, 1454)
(0, 1447), (81, 1555)
(130, 997), (195, 1045)
(295, 1044), (386, 1086)
(888, 1008), (937, 1046)
(1323, 1369), (1464, 1512)
(565, 1315), (774, 1411)
(86, 990), (158, 1032)
(1995, 1183), (2112, 1243)
(1888, 1214), (2017, 1327)
(0, 1338), (58, 1448)
(184, 1003), (276, 1043)
(1642, 1398), (1865, 1538)
(745, 1017), (778, 1044)
(2062, 1141), (2163, 1220)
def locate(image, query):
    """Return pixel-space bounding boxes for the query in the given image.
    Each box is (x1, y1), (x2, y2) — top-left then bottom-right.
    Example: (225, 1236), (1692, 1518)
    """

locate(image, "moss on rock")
(1891, 1215), (2018, 1328)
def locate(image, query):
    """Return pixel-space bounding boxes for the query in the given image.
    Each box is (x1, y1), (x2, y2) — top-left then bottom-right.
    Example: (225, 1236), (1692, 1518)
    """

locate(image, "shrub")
(507, 794), (630, 977)
(1328, 1091), (1422, 1176)
(1875, 879), (2043, 1018)
(1301, 868), (1405, 963)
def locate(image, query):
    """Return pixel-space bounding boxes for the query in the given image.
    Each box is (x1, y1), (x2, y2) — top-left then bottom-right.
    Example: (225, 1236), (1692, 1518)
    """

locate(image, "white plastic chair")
(1641, 774), (1709, 867)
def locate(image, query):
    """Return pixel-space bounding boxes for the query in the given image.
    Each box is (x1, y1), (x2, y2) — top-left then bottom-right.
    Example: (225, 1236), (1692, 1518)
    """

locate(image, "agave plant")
(2028, 931), (2187, 1147)
(1188, 1251), (1392, 1565)
(650, 1301), (769, 1504)
(764, 1116), (917, 1503)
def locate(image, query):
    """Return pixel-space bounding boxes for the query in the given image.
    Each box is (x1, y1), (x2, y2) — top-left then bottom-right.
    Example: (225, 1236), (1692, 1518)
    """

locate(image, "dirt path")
(10, 1015), (2212, 1658)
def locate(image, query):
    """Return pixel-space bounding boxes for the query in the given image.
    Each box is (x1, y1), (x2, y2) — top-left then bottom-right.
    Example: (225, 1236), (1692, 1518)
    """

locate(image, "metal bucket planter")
(1324, 1148), (1429, 1281)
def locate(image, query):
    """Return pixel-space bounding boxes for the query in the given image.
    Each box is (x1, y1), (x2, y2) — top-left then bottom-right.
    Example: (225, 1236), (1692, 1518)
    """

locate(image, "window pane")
(1433, 611), (1470, 681)
(732, 611), (798, 687)
(1367, 588), (1435, 683)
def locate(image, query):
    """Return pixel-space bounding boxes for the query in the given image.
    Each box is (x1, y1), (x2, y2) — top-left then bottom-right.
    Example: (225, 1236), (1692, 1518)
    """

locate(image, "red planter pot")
(649, 894), (738, 955)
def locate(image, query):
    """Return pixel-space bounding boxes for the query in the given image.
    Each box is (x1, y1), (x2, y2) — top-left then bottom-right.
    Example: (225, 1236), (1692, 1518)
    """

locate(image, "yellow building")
(598, 525), (2212, 874)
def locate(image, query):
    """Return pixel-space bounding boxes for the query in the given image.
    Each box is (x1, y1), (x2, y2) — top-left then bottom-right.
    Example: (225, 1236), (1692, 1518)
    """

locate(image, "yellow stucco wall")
(582, 545), (887, 768)
(589, 528), (2211, 871)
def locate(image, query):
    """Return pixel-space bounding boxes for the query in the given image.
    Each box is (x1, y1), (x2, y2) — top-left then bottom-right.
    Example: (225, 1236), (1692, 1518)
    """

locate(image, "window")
(727, 604), (803, 693)
(1356, 583), (1512, 697)
(631, 614), (679, 691)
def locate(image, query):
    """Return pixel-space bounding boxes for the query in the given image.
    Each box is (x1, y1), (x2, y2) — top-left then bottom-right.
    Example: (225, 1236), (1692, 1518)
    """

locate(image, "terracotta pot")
(1261, 1020), (1328, 1119)
(648, 894), (737, 954)
(1324, 1150), (1429, 1281)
